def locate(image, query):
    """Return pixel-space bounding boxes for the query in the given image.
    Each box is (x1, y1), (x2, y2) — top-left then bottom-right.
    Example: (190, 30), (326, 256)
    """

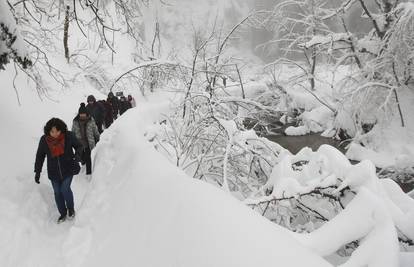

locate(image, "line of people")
(34, 93), (136, 224)
(86, 92), (136, 133)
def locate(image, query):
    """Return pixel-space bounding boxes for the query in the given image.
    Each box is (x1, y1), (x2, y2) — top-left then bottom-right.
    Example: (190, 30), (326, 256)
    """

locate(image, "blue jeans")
(51, 176), (74, 216)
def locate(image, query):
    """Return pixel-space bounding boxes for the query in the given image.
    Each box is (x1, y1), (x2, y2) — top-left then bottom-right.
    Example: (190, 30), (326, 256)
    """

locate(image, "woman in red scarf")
(34, 118), (82, 224)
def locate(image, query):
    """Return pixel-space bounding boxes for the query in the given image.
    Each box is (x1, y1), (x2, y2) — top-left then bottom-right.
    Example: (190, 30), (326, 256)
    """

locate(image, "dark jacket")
(119, 98), (132, 115)
(34, 131), (82, 181)
(86, 101), (105, 125)
(107, 96), (119, 117)
(100, 100), (114, 127)
(72, 116), (100, 150)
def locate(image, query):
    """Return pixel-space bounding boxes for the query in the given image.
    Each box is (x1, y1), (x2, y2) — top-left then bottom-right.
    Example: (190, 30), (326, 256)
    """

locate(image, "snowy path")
(0, 169), (90, 266)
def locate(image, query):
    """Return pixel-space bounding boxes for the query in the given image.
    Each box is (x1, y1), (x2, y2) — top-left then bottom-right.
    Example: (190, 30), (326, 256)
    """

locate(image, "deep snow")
(0, 65), (331, 266)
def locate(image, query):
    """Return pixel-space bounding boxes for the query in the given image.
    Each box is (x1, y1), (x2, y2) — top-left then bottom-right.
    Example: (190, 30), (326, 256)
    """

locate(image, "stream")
(246, 119), (414, 193)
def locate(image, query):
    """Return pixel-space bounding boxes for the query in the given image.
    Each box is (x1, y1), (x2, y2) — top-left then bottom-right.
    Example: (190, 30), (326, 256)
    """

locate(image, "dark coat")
(86, 101), (105, 125)
(119, 99), (132, 115)
(107, 96), (119, 117)
(101, 101), (114, 127)
(34, 131), (82, 181)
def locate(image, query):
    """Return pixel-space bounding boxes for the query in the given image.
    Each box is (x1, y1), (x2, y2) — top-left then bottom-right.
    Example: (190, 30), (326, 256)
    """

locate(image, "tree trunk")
(63, 6), (70, 63)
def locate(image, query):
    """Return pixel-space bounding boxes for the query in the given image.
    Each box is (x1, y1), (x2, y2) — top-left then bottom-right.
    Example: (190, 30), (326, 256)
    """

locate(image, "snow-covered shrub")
(0, 1), (31, 70)
(245, 144), (414, 264)
(152, 93), (285, 199)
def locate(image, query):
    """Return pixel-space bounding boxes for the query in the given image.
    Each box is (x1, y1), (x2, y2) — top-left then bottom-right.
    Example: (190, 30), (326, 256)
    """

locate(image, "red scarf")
(46, 133), (65, 157)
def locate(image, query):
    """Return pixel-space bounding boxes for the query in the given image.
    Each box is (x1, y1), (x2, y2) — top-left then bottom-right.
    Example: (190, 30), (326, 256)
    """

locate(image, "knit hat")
(78, 103), (88, 115)
(87, 95), (96, 103)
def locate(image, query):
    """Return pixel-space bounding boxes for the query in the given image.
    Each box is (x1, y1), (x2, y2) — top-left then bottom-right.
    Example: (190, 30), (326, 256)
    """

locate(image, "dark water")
(266, 133), (347, 155)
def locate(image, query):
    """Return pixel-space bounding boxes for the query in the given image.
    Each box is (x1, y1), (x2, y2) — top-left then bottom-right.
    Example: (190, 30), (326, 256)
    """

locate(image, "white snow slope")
(0, 66), (330, 266)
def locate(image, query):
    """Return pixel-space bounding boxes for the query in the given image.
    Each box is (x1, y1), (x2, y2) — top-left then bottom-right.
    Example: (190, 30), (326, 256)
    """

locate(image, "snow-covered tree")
(0, 0), (31, 70)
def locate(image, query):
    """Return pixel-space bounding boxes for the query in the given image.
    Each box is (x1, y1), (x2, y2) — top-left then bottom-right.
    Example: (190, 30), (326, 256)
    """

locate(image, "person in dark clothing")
(34, 118), (82, 224)
(72, 103), (100, 176)
(99, 100), (114, 129)
(128, 94), (136, 108)
(119, 96), (132, 115)
(86, 95), (105, 133)
(107, 92), (119, 119)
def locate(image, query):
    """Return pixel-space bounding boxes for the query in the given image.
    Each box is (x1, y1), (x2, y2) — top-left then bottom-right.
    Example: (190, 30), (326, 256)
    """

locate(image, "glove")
(35, 173), (40, 184)
(75, 153), (82, 163)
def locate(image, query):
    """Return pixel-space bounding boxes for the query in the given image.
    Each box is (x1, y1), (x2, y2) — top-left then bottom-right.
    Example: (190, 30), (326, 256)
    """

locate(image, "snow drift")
(65, 105), (332, 267)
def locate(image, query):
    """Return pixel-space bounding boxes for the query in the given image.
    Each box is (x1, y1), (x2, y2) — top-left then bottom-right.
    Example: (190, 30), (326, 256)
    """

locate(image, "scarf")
(46, 133), (65, 157)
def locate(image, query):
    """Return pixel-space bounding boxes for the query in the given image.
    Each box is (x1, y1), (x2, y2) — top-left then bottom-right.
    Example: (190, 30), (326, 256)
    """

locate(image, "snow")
(297, 188), (399, 267)
(72, 107), (331, 267)
(300, 33), (351, 49)
(246, 144), (414, 266)
(0, 0), (27, 59)
(285, 106), (334, 136)
(0, 1), (16, 29)
(0, 65), (331, 266)
(345, 88), (414, 170)
(1, 0), (414, 265)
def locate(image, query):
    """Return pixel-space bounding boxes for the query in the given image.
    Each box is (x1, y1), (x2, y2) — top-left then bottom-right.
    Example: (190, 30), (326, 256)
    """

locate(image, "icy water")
(265, 133), (346, 154)
(262, 123), (414, 193)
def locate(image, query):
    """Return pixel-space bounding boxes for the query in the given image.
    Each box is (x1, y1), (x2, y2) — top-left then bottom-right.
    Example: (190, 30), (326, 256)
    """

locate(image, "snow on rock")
(346, 142), (414, 170)
(285, 125), (310, 136)
(285, 106), (334, 136)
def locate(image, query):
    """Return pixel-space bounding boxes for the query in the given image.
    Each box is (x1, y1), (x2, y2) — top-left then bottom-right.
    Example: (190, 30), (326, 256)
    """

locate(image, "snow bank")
(65, 106), (332, 267)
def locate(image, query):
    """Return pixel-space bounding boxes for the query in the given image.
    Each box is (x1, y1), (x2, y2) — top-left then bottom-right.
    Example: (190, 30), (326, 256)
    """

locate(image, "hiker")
(34, 118), (82, 223)
(72, 103), (100, 176)
(99, 99), (114, 128)
(86, 95), (105, 133)
(128, 94), (136, 108)
(119, 96), (132, 115)
(107, 91), (119, 119)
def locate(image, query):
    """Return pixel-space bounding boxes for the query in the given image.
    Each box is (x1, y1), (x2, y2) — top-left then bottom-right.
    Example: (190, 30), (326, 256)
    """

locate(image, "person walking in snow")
(86, 95), (105, 133)
(34, 118), (82, 223)
(107, 91), (119, 119)
(127, 94), (136, 108)
(99, 99), (114, 129)
(72, 103), (100, 176)
(119, 96), (132, 115)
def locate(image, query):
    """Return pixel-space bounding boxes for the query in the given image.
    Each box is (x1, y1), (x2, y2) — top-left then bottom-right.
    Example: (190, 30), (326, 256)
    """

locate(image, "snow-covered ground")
(0, 65), (333, 266)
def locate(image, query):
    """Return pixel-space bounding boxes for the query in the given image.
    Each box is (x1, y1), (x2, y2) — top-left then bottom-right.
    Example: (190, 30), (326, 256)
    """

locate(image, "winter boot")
(68, 209), (76, 220)
(57, 214), (67, 224)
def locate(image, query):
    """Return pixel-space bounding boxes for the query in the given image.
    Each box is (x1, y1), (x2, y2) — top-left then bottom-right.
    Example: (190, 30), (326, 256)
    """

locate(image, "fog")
(246, 0), (376, 62)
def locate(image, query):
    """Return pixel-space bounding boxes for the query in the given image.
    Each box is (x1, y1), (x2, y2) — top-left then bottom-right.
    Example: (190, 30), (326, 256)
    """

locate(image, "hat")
(87, 95), (96, 103)
(78, 103), (88, 115)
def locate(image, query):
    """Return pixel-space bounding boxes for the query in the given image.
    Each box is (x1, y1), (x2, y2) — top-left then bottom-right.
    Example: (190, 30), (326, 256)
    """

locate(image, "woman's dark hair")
(43, 118), (68, 135)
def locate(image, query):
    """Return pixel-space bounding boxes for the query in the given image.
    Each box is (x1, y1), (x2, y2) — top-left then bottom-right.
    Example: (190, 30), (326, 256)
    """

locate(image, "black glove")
(75, 153), (82, 163)
(34, 173), (40, 184)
